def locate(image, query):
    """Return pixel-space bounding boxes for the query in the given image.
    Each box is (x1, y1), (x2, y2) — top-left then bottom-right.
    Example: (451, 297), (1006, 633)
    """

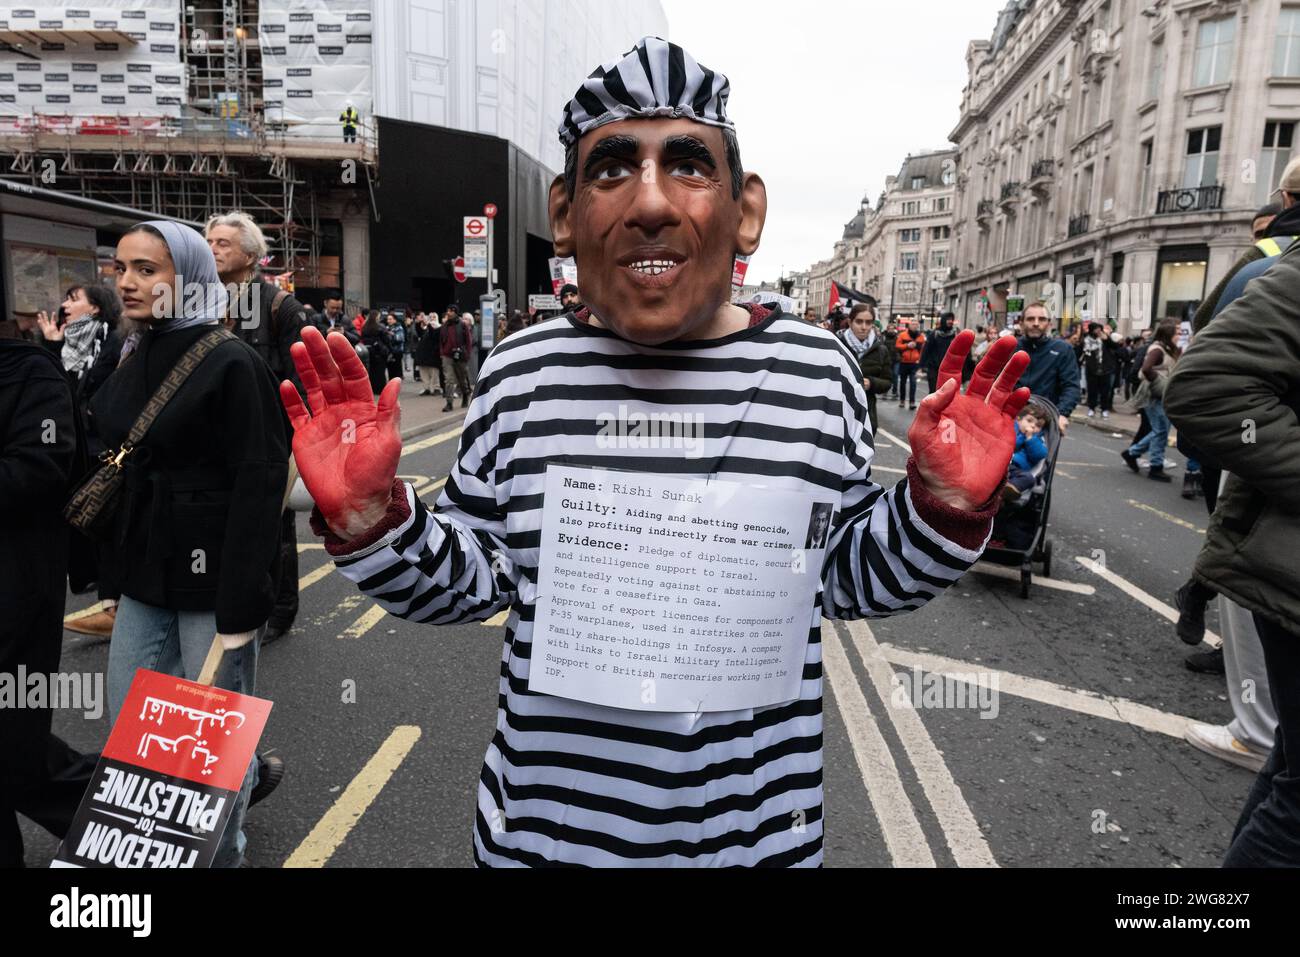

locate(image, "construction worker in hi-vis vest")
(340, 101), (360, 143)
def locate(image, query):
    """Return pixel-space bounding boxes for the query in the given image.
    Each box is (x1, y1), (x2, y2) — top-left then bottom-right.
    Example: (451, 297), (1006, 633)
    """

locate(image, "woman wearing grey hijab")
(87, 221), (290, 867)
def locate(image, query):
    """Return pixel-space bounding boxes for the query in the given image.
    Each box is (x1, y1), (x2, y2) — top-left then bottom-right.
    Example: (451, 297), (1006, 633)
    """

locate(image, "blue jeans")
(108, 596), (261, 868)
(889, 359), (900, 396)
(1127, 398), (1169, 468)
(897, 365), (919, 404)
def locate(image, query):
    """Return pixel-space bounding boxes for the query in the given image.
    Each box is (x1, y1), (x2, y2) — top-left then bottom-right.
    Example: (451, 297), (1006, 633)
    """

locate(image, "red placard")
(484, 202), (498, 219)
(102, 671), (271, 793)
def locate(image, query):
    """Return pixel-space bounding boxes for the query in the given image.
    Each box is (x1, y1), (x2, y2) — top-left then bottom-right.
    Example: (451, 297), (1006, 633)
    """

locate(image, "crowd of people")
(1, 32), (1297, 868)
(0, 205), (582, 866)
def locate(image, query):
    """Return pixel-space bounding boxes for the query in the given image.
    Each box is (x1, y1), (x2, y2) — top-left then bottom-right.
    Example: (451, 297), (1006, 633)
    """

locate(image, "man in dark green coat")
(1165, 231), (1300, 867)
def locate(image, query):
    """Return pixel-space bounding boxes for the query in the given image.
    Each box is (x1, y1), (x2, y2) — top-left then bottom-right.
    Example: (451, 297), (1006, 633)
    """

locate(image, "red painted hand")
(280, 326), (403, 540)
(907, 330), (1032, 511)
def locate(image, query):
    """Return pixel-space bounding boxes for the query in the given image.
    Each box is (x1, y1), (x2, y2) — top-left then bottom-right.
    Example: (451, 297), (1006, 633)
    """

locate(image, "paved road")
(27, 379), (1251, 868)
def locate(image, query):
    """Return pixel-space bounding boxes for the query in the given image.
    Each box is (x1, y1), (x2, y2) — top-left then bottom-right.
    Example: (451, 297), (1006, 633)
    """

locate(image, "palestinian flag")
(829, 281), (876, 313)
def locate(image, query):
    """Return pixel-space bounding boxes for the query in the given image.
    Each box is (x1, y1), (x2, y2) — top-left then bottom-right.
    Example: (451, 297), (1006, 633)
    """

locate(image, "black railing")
(1000, 181), (1022, 201)
(1156, 184), (1224, 214)
(1068, 214), (1090, 237)
(1030, 158), (1055, 179)
(977, 199), (995, 218)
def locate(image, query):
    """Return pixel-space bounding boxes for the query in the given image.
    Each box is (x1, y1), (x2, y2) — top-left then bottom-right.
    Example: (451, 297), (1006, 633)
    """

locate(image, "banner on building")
(260, 0), (373, 138)
(0, 2), (185, 121)
(53, 670), (271, 869)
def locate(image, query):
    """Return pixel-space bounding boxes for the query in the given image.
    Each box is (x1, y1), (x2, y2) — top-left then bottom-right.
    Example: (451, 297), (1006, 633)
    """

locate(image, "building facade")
(946, 0), (1300, 333)
(373, 0), (669, 174)
(860, 150), (957, 320)
(806, 149), (957, 322)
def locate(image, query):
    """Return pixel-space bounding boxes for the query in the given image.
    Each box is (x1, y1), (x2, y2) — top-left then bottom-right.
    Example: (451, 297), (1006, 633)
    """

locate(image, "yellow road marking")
(1127, 500), (1205, 535)
(401, 426), (463, 458)
(300, 563), (334, 591)
(340, 605), (387, 639)
(282, 725), (423, 868)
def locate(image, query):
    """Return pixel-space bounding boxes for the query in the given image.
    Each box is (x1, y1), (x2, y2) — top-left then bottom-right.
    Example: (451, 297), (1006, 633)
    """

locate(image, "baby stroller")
(983, 396), (1063, 598)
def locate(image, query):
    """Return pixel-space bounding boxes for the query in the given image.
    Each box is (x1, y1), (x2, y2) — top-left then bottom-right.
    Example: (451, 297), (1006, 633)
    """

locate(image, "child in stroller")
(1002, 402), (1050, 503)
(985, 397), (1061, 595)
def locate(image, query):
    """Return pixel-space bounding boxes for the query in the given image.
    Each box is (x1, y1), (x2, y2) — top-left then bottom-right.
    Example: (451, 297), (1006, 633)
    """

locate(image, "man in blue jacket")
(1015, 301), (1079, 433)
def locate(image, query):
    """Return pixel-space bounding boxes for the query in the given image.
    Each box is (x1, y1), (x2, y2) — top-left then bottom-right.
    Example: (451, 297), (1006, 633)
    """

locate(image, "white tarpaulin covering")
(0, 1), (185, 120)
(260, 0), (373, 139)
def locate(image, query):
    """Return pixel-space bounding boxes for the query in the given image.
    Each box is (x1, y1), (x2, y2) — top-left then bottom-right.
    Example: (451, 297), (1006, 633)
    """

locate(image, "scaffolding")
(0, 0), (376, 289)
(183, 0), (261, 120)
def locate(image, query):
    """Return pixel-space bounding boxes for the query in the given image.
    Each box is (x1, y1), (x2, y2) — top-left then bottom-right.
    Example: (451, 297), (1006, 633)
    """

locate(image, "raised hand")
(907, 330), (1031, 511)
(37, 310), (63, 341)
(280, 326), (403, 540)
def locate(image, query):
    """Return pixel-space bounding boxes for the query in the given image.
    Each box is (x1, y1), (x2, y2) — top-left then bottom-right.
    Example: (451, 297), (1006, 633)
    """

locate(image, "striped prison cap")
(558, 36), (734, 149)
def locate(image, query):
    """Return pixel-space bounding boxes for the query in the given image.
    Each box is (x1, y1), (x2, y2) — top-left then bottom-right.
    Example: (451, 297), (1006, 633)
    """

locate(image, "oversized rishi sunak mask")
(548, 36), (768, 346)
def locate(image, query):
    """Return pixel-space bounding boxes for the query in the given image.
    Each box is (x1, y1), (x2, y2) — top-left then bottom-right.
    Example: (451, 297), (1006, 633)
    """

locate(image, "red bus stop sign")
(484, 203), (498, 220)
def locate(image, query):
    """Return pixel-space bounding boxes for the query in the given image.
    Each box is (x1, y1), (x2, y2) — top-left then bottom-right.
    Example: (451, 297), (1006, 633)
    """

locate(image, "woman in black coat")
(89, 221), (288, 868)
(837, 304), (894, 432)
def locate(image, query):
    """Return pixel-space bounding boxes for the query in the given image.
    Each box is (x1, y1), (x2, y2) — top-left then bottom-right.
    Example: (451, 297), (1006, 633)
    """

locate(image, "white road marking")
(283, 725), (423, 868)
(822, 622), (936, 867)
(1075, 556), (1221, 648)
(872, 466), (907, 476)
(970, 562), (1096, 595)
(840, 620), (998, 868)
(877, 643), (1199, 740)
(876, 427), (912, 454)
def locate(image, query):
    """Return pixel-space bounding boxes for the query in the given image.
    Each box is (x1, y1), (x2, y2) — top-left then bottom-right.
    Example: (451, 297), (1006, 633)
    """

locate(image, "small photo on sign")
(804, 503), (834, 550)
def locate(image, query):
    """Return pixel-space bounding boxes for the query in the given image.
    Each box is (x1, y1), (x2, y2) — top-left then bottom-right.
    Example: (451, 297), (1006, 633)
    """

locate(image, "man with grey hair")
(206, 211), (307, 392)
(206, 211), (305, 665)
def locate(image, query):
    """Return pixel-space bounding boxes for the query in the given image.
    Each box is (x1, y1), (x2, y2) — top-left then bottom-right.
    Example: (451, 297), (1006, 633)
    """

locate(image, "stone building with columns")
(806, 149), (957, 321)
(945, 0), (1299, 334)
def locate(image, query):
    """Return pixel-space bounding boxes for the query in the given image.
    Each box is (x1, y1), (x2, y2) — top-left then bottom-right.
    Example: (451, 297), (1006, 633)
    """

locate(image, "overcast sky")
(659, 0), (1009, 285)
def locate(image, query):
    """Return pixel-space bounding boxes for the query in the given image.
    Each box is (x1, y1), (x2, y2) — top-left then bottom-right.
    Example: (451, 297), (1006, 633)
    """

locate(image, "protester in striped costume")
(282, 37), (1030, 867)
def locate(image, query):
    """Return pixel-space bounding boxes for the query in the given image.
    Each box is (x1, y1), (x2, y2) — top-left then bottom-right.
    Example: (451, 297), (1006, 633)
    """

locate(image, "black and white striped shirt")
(325, 308), (995, 867)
